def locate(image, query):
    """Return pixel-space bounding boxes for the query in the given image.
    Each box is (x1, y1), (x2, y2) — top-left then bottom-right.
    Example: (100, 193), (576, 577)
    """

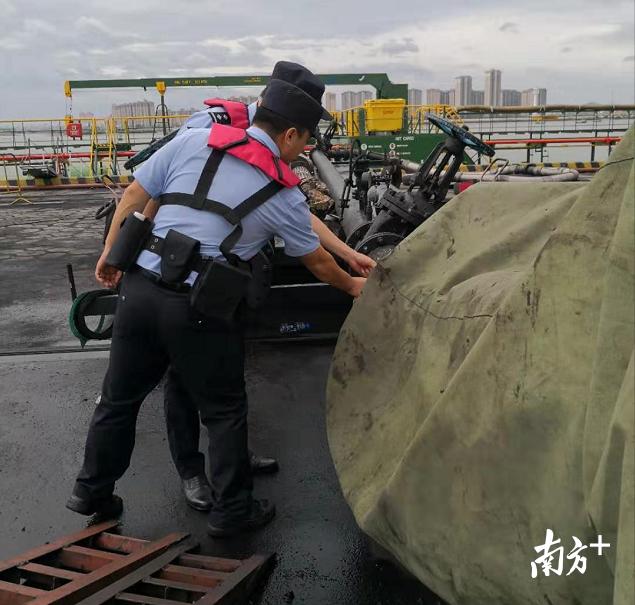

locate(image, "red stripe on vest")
(202, 98), (250, 130)
(208, 124), (300, 188)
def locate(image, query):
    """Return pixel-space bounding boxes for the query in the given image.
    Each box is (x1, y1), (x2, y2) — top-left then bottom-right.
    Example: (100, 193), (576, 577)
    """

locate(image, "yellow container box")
(364, 99), (406, 132)
(344, 109), (360, 136)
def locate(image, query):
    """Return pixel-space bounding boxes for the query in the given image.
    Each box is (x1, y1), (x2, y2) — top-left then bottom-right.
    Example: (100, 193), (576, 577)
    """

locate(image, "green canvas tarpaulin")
(327, 128), (634, 604)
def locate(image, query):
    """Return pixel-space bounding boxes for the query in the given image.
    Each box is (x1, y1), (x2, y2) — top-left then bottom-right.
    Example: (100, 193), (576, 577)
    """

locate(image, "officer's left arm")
(96, 134), (179, 287)
(309, 215), (376, 277)
(96, 180), (152, 287)
(142, 199), (160, 220)
(104, 181), (153, 249)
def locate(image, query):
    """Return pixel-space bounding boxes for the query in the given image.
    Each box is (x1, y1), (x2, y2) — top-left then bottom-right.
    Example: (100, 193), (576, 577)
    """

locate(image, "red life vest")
(203, 98), (250, 130)
(208, 124), (299, 188)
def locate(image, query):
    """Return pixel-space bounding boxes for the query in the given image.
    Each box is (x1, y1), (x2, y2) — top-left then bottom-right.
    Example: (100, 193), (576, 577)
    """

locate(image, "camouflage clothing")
(290, 158), (334, 218)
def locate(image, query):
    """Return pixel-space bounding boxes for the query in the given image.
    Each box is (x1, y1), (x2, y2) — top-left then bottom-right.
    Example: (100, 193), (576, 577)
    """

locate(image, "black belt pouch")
(106, 213), (153, 271)
(190, 260), (252, 323)
(160, 229), (200, 284)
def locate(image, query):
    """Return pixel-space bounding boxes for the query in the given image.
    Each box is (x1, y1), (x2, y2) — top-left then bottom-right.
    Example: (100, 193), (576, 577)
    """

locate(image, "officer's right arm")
(270, 188), (366, 298)
(300, 246), (366, 298)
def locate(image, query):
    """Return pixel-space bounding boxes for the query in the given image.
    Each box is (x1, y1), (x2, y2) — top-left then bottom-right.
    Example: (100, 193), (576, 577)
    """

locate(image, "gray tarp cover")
(327, 128), (634, 604)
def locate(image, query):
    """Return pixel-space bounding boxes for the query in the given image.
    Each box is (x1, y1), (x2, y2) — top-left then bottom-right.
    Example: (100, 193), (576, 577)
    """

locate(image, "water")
(0, 116), (630, 176)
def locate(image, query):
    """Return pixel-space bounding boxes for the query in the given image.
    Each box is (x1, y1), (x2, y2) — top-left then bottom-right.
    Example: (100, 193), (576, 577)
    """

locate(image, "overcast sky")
(1, 0), (633, 118)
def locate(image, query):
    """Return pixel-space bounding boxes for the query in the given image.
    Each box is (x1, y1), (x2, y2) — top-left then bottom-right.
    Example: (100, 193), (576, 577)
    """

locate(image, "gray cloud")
(564, 22), (634, 46)
(241, 38), (265, 52)
(380, 38), (419, 55)
(0, 0), (633, 118)
(499, 22), (519, 33)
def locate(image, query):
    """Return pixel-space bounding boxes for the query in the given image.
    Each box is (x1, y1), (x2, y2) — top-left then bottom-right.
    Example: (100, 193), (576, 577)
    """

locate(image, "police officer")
(67, 67), (367, 536)
(107, 62), (376, 513)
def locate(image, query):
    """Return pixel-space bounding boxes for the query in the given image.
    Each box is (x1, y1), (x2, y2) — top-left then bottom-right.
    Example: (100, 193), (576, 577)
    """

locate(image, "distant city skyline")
(110, 73), (553, 120)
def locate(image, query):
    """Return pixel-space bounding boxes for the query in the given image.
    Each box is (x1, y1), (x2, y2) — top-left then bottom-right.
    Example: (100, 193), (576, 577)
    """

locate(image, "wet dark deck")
(0, 191), (441, 605)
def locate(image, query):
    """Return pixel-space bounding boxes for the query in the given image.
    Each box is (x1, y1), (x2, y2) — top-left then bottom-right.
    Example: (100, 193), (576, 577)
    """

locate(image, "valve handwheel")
(427, 114), (495, 157)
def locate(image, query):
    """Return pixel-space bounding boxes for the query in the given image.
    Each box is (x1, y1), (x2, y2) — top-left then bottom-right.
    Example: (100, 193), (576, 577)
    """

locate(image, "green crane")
(64, 74), (408, 102)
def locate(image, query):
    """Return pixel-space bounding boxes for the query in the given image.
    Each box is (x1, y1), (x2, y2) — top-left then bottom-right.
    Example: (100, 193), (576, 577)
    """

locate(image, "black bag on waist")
(190, 259), (252, 324)
(160, 229), (200, 284)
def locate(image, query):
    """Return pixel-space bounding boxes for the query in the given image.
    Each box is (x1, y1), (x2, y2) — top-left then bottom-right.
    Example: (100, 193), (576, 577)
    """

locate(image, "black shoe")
(66, 494), (123, 519)
(250, 452), (279, 475)
(182, 475), (212, 511)
(207, 499), (276, 537)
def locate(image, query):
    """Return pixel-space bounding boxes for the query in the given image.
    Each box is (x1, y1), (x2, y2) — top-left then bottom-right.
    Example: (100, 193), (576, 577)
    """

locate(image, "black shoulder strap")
(157, 147), (285, 265)
(233, 180), (284, 220)
(159, 193), (239, 222)
(219, 180), (284, 265)
(192, 149), (224, 205)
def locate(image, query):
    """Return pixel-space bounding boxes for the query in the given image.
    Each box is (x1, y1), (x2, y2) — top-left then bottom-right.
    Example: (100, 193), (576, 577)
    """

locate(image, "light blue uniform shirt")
(134, 125), (319, 281)
(177, 102), (258, 133)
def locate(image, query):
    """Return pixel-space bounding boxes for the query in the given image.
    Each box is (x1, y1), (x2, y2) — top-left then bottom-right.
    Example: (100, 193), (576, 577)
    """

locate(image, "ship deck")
(0, 190), (440, 605)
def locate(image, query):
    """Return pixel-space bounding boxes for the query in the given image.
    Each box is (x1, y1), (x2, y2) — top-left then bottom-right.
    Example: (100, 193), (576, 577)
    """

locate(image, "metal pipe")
(402, 164), (580, 185)
(364, 150), (421, 173)
(310, 149), (368, 240)
(457, 104), (635, 113)
(0, 152), (136, 162)
(399, 159), (422, 173)
(309, 150), (347, 213)
(484, 136), (621, 146)
(455, 168), (579, 182)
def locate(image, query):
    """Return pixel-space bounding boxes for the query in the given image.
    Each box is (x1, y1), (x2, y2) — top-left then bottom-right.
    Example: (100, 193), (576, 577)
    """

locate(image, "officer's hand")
(95, 249), (122, 289)
(347, 276), (367, 298)
(347, 251), (377, 277)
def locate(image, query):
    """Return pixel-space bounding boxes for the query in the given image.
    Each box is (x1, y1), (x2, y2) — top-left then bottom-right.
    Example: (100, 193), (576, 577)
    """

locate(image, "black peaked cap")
(260, 78), (330, 132)
(270, 61), (331, 121)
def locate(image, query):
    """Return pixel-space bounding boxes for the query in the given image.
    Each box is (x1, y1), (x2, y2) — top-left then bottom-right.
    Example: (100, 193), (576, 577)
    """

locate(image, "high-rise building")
(484, 69), (502, 106)
(471, 90), (484, 105)
(502, 89), (522, 106)
(111, 100), (155, 127)
(426, 89), (456, 105)
(324, 92), (337, 113)
(454, 76), (472, 106)
(341, 91), (354, 110)
(426, 89), (442, 104)
(521, 90), (531, 106)
(521, 88), (548, 106)
(341, 90), (373, 110)
(536, 88), (547, 105)
(408, 88), (423, 106)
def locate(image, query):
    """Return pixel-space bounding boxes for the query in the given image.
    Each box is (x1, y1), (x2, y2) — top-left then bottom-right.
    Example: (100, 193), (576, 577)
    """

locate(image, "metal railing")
(1, 104), (633, 182)
(0, 114), (190, 180)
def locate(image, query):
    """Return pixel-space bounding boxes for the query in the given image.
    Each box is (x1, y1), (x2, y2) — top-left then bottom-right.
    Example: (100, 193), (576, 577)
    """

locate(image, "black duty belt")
(135, 266), (192, 293)
(142, 234), (251, 273)
(144, 234), (207, 274)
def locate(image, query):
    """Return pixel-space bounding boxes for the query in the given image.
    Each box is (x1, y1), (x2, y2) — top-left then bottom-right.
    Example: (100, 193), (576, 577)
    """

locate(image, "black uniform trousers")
(73, 268), (253, 524)
(164, 367), (206, 480)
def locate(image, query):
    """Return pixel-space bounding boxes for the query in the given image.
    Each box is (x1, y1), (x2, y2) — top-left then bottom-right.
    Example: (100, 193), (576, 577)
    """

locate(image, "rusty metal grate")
(0, 521), (273, 605)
